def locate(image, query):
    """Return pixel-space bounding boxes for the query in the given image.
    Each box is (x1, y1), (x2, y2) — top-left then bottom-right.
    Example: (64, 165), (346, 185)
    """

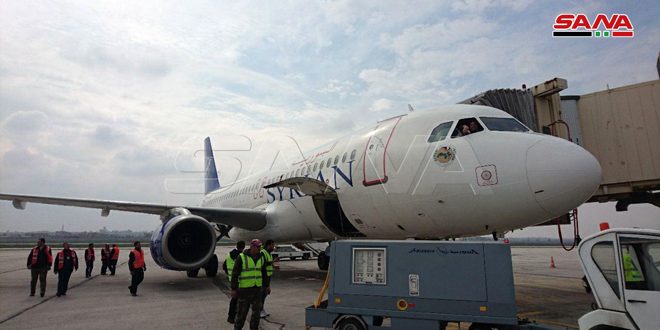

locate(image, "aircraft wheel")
(187, 268), (200, 278)
(318, 251), (329, 270)
(205, 254), (219, 277)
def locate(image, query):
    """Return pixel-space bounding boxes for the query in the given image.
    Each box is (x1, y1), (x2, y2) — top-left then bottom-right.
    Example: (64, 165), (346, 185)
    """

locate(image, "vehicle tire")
(204, 254), (219, 277)
(302, 253), (310, 260)
(290, 256), (297, 260)
(372, 316), (383, 326)
(335, 317), (365, 330)
(318, 251), (329, 270)
(186, 268), (200, 278)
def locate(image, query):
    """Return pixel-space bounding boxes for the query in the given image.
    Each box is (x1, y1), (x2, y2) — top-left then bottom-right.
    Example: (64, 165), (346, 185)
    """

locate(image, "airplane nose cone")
(527, 138), (602, 217)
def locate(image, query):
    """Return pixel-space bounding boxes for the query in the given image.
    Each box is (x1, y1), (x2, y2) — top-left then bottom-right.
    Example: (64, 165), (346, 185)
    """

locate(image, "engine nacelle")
(150, 208), (217, 270)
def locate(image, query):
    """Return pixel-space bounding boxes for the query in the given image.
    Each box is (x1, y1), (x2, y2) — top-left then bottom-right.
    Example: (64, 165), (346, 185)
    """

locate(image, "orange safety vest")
(111, 247), (120, 260)
(31, 246), (53, 265)
(57, 250), (78, 270)
(86, 247), (95, 261)
(131, 249), (145, 269)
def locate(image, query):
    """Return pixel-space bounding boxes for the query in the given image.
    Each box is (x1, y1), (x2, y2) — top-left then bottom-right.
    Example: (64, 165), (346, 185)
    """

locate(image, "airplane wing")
(0, 193), (266, 231)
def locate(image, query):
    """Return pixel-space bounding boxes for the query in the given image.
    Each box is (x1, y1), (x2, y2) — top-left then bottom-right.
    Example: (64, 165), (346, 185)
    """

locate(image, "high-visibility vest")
(111, 247), (120, 260)
(261, 249), (273, 277)
(86, 248), (95, 261)
(226, 252), (238, 282)
(57, 250), (78, 270)
(622, 251), (644, 282)
(238, 253), (264, 289)
(101, 248), (110, 260)
(31, 246), (53, 265)
(132, 249), (145, 269)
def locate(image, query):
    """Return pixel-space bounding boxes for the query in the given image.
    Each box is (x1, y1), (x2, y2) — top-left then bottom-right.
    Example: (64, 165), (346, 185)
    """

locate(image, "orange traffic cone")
(550, 256), (556, 268)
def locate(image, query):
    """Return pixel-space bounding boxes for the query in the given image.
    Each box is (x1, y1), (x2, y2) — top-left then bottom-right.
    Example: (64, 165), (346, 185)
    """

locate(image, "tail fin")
(204, 137), (221, 194)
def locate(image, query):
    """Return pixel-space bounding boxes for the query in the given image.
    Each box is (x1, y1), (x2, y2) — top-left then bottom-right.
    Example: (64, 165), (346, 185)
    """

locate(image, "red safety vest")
(132, 249), (145, 269)
(31, 246), (53, 265)
(111, 247), (120, 260)
(86, 248), (95, 261)
(57, 250), (78, 270)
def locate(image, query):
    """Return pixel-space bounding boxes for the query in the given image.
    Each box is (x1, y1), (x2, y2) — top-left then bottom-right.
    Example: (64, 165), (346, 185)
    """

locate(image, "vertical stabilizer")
(204, 137), (220, 194)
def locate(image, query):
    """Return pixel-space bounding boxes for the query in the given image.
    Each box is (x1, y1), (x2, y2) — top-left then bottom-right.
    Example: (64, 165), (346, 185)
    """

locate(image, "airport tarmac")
(0, 246), (592, 329)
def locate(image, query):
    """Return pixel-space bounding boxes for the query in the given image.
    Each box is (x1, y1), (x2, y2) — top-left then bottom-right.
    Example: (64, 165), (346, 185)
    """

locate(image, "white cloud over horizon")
(1, 1), (659, 233)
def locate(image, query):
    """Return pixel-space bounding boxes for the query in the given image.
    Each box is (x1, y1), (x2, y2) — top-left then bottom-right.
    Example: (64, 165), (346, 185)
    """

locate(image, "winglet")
(204, 137), (221, 194)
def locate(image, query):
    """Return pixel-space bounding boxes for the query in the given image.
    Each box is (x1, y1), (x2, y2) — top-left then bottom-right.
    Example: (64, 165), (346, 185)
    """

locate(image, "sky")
(1, 1), (659, 235)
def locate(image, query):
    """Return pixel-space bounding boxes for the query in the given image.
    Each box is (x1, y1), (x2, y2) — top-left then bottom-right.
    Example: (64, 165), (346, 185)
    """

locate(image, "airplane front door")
(362, 116), (402, 186)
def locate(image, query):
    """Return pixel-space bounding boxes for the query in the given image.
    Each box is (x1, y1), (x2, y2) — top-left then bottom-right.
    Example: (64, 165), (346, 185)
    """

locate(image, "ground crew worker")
(100, 244), (110, 275)
(260, 240), (277, 318)
(223, 240), (245, 324)
(231, 239), (270, 330)
(26, 237), (53, 297)
(53, 242), (78, 297)
(128, 241), (146, 296)
(622, 248), (644, 289)
(109, 244), (120, 275)
(84, 243), (95, 278)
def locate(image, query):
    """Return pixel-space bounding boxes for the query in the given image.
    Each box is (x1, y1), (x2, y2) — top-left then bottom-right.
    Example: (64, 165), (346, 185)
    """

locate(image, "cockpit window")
(480, 117), (529, 132)
(427, 121), (453, 143)
(452, 118), (483, 138)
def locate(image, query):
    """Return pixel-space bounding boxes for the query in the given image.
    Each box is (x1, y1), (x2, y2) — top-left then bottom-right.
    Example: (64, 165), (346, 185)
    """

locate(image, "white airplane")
(0, 104), (602, 275)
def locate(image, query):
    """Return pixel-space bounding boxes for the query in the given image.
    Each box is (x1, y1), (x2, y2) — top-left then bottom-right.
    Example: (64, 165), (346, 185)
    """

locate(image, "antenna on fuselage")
(408, 104), (415, 112)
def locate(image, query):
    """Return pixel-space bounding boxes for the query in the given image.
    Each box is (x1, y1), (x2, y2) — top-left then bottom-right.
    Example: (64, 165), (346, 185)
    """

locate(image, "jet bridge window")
(427, 121), (453, 143)
(479, 117), (529, 132)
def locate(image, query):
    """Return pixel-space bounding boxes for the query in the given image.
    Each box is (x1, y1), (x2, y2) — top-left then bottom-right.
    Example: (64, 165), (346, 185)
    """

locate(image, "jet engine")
(150, 208), (217, 270)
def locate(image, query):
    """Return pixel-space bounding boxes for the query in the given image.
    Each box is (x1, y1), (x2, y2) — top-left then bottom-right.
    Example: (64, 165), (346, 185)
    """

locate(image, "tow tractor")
(305, 228), (660, 329)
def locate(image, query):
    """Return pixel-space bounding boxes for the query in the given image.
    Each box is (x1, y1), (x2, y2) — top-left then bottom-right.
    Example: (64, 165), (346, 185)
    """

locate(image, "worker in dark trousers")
(231, 239), (270, 330)
(109, 244), (120, 275)
(222, 240), (245, 324)
(260, 240), (277, 318)
(84, 243), (95, 278)
(27, 238), (53, 297)
(53, 242), (78, 297)
(128, 241), (146, 296)
(100, 244), (110, 275)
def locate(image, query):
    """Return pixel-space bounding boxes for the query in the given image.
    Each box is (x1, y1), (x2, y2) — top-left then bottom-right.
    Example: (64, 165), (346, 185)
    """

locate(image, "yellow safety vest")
(238, 253), (264, 288)
(226, 252), (237, 282)
(622, 251), (644, 282)
(261, 249), (273, 277)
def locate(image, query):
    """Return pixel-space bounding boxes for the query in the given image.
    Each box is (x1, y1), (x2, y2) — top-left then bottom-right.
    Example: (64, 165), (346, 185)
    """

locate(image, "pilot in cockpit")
(459, 119), (482, 136)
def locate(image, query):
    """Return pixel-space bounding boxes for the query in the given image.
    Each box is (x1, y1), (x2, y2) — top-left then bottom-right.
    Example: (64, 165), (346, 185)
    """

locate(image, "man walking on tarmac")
(128, 241), (146, 296)
(100, 244), (110, 275)
(231, 239), (270, 330)
(260, 239), (277, 318)
(223, 240), (245, 324)
(109, 243), (120, 275)
(53, 242), (78, 297)
(84, 243), (95, 278)
(27, 238), (53, 297)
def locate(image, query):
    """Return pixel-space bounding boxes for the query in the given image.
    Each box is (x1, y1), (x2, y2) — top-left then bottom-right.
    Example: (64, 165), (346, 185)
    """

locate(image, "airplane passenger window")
(327, 158), (332, 167)
(313, 163), (318, 171)
(320, 161), (324, 170)
(334, 155), (339, 165)
(427, 121), (453, 143)
(452, 118), (483, 138)
(480, 117), (529, 132)
(350, 149), (356, 160)
(342, 152), (347, 163)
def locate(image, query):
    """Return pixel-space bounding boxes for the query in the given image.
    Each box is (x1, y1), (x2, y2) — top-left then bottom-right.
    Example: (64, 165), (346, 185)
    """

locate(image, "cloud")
(369, 98), (393, 112)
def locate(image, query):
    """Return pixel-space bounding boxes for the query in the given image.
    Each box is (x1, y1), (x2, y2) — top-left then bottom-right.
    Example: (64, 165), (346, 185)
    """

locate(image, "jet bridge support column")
(532, 78), (568, 139)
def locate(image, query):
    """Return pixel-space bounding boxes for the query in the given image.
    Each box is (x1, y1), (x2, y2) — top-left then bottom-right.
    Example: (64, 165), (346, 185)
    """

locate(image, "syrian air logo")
(553, 13), (634, 38)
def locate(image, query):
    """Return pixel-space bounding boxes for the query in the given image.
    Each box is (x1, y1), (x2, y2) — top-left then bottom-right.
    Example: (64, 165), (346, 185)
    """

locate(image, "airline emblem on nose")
(434, 146), (456, 165)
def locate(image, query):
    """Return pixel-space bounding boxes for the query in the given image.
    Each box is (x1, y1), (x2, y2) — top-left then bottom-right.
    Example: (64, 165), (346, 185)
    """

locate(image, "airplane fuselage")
(202, 105), (601, 243)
